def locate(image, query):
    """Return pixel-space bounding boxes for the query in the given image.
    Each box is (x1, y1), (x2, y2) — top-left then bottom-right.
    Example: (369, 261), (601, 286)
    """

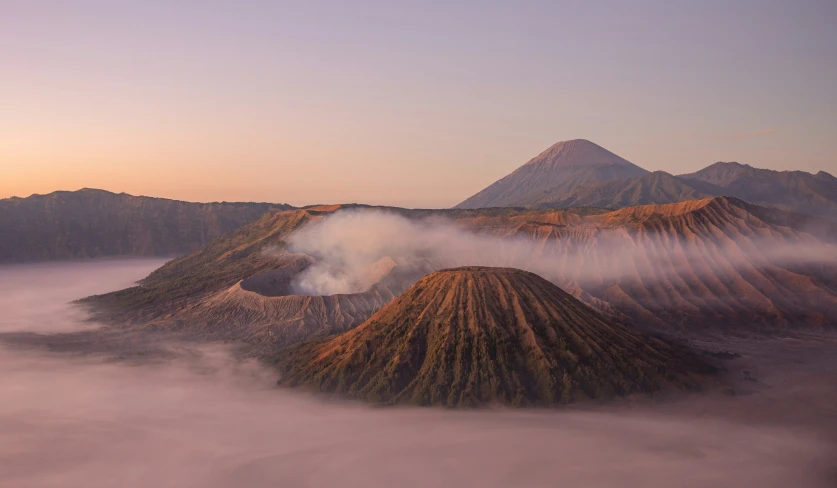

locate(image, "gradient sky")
(2, 1), (836, 207)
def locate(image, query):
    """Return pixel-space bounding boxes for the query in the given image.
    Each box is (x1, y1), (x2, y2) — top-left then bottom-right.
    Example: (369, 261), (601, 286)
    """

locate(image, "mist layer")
(0, 260), (835, 487)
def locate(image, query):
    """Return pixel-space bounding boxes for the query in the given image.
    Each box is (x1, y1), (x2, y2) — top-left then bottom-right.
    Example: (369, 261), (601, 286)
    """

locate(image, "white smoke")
(285, 209), (837, 297)
(286, 211), (534, 295)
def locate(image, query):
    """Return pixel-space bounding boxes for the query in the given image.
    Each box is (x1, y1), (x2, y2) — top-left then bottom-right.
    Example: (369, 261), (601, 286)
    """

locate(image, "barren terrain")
(1, 260), (835, 487)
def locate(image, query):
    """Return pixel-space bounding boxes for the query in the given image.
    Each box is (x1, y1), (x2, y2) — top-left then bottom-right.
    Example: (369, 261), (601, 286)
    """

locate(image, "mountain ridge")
(679, 162), (837, 221)
(0, 188), (293, 262)
(456, 139), (648, 209)
(456, 140), (837, 221)
(278, 267), (713, 406)
(82, 197), (837, 356)
(529, 170), (725, 209)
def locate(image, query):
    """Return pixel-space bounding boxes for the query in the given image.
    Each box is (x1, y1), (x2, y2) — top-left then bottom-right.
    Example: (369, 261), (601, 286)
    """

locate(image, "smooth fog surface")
(0, 259), (169, 333)
(0, 260), (834, 487)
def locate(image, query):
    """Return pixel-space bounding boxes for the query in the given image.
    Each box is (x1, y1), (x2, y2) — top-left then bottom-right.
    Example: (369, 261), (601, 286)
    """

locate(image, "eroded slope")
(85, 198), (837, 355)
(279, 267), (713, 406)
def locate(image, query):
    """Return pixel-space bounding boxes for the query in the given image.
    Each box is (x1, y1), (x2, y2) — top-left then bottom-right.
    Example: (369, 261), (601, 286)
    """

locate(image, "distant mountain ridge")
(0, 188), (293, 262)
(456, 139), (648, 209)
(456, 140), (837, 221)
(530, 171), (724, 209)
(680, 162), (837, 220)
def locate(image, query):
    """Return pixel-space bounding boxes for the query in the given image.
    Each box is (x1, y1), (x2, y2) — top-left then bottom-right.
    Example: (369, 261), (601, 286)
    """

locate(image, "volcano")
(279, 267), (712, 407)
(455, 139), (648, 209)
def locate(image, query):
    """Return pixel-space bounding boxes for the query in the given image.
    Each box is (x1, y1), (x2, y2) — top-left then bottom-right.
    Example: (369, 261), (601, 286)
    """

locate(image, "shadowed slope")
(530, 171), (724, 209)
(459, 149), (837, 220)
(82, 205), (591, 318)
(280, 267), (712, 407)
(516, 197), (837, 329)
(85, 197), (837, 353)
(170, 255), (433, 350)
(456, 140), (648, 209)
(82, 208), (324, 314)
(0, 188), (292, 262)
(680, 162), (837, 222)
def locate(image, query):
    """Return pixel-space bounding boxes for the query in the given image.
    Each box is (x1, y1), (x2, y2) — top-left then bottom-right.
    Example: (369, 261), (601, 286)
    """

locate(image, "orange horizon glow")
(2, 2), (835, 207)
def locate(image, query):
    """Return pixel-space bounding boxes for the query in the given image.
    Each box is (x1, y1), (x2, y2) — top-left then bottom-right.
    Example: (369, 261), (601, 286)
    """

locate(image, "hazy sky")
(2, 1), (835, 207)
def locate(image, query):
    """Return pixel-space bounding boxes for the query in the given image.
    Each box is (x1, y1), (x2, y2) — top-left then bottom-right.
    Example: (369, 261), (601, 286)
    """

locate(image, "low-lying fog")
(286, 210), (837, 296)
(1, 260), (835, 487)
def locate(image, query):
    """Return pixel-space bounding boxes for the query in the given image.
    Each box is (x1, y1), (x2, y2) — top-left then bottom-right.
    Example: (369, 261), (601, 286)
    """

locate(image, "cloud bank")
(285, 209), (837, 297)
(1, 258), (835, 487)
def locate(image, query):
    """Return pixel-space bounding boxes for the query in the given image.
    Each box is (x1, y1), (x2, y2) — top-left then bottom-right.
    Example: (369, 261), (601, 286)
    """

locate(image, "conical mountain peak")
(456, 139), (648, 209)
(279, 267), (711, 407)
(524, 139), (636, 169)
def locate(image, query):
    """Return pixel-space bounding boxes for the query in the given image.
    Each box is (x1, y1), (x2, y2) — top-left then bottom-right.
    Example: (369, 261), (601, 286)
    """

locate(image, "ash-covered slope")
(456, 139), (648, 209)
(83, 205), (583, 320)
(85, 207), (323, 315)
(86, 197), (837, 354)
(680, 162), (837, 222)
(513, 197), (837, 329)
(530, 171), (723, 209)
(458, 145), (836, 220)
(172, 255), (433, 350)
(0, 188), (292, 262)
(279, 267), (712, 407)
(83, 206), (437, 350)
